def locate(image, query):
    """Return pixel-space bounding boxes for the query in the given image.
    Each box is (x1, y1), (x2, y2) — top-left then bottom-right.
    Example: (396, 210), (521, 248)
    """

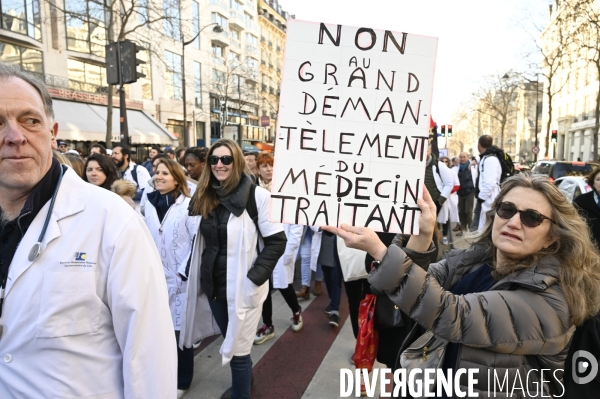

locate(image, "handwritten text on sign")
(270, 21), (438, 234)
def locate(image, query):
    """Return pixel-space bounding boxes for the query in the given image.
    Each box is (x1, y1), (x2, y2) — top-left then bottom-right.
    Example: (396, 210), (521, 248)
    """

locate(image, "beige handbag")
(399, 330), (448, 398)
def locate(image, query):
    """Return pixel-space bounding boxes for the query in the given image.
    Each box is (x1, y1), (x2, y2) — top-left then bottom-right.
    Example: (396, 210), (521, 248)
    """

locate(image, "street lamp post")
(181, 23), (224, 147)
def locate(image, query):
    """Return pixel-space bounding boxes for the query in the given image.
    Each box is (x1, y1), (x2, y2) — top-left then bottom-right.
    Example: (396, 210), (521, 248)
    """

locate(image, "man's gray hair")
(0, 62), (54, 119)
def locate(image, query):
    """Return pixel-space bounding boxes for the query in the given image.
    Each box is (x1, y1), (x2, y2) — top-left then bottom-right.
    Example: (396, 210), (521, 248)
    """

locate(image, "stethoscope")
(0, 166), (64, 321)
(28, 166), (64, 262)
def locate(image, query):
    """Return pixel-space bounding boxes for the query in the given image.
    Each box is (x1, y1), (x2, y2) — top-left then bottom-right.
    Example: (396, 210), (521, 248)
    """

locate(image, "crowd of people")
(4, 62), (600, 399)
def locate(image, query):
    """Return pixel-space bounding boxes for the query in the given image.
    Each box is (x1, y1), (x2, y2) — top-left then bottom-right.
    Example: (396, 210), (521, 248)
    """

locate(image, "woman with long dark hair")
(83, 153), (118, 190)
(180, 139), (286, 399)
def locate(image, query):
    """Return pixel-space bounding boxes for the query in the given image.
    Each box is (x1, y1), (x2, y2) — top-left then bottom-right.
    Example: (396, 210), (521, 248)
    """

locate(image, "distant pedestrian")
(423, 143), (453, 244)
(112, 145), (151, 202)
(574, 166), (600, 251)
(64, 153), (84, 178)
(472, 135), (502, 231)
(57, 140), (68, 153)
(184, 147), (208, 181)
(110, 179), (137, 209)
(83, 153), (118, 190)
(89, 142), (107, 155)
(142, 146), (161, 176)
(244, 151), (258, 177)
(457, 151), (477, 234)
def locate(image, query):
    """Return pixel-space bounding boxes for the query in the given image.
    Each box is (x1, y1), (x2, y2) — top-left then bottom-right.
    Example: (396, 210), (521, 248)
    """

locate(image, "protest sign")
(270, 20), (438, 234)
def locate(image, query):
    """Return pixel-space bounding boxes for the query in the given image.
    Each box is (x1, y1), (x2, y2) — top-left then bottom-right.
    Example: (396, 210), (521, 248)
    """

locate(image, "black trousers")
(262, 279), (300, 326)
(344, 278), (370, 339)
(175, 330), (194, 390)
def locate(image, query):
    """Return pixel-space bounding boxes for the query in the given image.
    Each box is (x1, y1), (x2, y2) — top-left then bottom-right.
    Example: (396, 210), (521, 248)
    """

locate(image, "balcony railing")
(268, 40), (273, 47)
(276, 45), (281, 52)
(261, 84), (267, 92)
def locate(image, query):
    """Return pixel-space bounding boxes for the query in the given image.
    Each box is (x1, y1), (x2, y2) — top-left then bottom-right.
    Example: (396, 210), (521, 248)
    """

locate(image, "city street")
(184, 224), (469, 399)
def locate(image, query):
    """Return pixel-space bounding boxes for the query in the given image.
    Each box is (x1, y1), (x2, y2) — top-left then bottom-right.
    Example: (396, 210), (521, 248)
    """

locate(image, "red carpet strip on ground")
(250, 285), (350, 399)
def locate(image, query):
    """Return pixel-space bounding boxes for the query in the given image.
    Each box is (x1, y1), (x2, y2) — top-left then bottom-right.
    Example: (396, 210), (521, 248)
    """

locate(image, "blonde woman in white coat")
(253, 152), (305, 344)
(181, 139), (286, 399)
(143, 158), (198, 398)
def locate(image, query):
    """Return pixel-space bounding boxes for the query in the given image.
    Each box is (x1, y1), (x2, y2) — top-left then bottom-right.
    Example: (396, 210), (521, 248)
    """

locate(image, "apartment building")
(257, 0), (292, 150)
(0, 0), (283, 154)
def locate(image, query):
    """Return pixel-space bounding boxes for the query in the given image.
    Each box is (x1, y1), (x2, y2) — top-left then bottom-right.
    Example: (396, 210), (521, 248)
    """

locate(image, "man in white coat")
(474, 135), (503, 230)
(0, 63), (177, 397)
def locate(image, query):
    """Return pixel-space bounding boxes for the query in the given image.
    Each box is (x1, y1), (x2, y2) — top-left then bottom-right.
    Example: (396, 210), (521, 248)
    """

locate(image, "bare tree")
(473, 71), (521, 150)
(210, 59), (260, 143)
(562, 0), (600, 161)
(522, 3), (571, 159)
(45, 0), (184, 148)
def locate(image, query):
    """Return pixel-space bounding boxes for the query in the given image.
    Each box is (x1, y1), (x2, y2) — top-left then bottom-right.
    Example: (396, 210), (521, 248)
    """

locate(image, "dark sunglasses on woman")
(208, 155), (234, 165)
(495, 202), (554, 228)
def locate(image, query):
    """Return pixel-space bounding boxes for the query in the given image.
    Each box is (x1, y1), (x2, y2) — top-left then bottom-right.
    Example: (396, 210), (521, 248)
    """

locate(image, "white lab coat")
(307, 226), (322, 273)
(477, 154), (502, 229)
(448, 166), (460, 223)
(431, 159), (454, 223)
(180, 185), (284, 365)
(144, 193), (199, 330)
(0, 168), (176, 398)
(121, 162), (152, 194)
(272, 224), (303, 289)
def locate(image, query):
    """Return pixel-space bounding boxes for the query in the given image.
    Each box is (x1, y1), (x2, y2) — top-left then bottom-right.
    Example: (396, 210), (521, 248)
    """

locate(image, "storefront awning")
(53, 100), (178, 146)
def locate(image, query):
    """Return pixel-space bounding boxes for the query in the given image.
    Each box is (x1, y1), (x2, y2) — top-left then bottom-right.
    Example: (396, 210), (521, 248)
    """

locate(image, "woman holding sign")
(180, 139), (287, 399)
(323, 174), (600, 397)
(143, 158), (198, 397)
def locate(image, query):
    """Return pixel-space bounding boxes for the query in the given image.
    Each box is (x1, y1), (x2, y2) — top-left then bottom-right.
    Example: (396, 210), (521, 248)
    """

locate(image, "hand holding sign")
(322, 186), (436, 257)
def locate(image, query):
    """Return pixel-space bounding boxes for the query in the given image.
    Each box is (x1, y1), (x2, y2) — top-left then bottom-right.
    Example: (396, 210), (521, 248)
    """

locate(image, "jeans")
(458, 192), (475, 230)
(299, 228), (324, 286)
(175, 330), (194, 390)
(209, 299), (253, 399)
(471, 201), (482, 231)
(322, 239), (343, 313)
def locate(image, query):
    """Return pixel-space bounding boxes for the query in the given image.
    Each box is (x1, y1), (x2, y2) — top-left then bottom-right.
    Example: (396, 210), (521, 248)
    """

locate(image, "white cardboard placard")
(271, 20), (438, 234)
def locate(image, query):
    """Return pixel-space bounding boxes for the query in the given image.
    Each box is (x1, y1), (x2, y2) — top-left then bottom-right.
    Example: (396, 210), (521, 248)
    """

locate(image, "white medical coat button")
(4, 354), (12, 363)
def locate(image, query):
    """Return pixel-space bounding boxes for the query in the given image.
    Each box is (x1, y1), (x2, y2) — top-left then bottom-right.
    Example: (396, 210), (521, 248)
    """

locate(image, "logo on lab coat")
(75, 252), (87, 261)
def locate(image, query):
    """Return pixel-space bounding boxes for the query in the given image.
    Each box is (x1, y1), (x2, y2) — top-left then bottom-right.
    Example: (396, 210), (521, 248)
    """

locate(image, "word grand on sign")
(270, 21), (438, 234)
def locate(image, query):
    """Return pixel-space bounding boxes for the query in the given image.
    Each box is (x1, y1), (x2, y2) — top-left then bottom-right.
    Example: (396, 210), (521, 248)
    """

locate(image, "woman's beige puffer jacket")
(368, 243), (575, 398)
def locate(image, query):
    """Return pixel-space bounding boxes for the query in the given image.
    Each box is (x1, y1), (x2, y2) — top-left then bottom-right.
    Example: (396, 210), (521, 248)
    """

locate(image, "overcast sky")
(277, 0), (547, 126)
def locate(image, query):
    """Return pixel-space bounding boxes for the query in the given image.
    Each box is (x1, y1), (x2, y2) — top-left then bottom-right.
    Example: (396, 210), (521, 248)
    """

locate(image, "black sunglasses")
(495, 202), (554, 228)
(208, 155), (234, 165)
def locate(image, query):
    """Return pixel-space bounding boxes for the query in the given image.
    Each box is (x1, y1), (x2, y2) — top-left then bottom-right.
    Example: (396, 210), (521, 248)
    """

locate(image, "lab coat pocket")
(241, 277), (265, 309)
(36, 271), (101, 338)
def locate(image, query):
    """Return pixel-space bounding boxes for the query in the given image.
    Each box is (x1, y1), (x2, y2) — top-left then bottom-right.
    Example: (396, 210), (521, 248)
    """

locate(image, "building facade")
(257, 0), (292, 148)
(0, 0), (289, 155)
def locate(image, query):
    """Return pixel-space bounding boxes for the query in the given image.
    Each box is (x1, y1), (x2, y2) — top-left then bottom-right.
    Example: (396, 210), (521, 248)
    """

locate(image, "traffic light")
(447, 125), (453, 137)
(441, 125), (446, 137)
(120, 40), (146, 84)
(105, 43), (120, 85)
(551, 130), (558, 143)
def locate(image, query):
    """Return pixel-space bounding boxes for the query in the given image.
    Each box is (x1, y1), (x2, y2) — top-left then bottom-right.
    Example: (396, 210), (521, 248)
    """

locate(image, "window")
(246, 57), (258, 69)
(65, 0), (106, 56)
(230, 0), (243, 12)
(192, 1), (200, 49)
(67, 59), (106, 93)
(245, 0), (253, 7)
(210, 0), (227, 9)
(211, 12), (228, 30)
(164, 50), (182, 100)
(0, 41), (43, 74)
(229, 51), (240, 67)
(212, 44), (224, 57)
(230, 29), (241, 40)
(1, 0), (41, 41)
(194, 62), (202, 107)
(138, 0), (149, 23)
(163, 0), (181, 40)
(245, 32), (257, 47)
(212, 68), (225, 82)
(138, 43), (152, 99)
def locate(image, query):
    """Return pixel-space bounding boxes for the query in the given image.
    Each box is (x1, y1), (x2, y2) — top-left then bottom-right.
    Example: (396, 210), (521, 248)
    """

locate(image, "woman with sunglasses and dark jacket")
(179, 139), (286, 399)
(324, 174), (600, 397)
